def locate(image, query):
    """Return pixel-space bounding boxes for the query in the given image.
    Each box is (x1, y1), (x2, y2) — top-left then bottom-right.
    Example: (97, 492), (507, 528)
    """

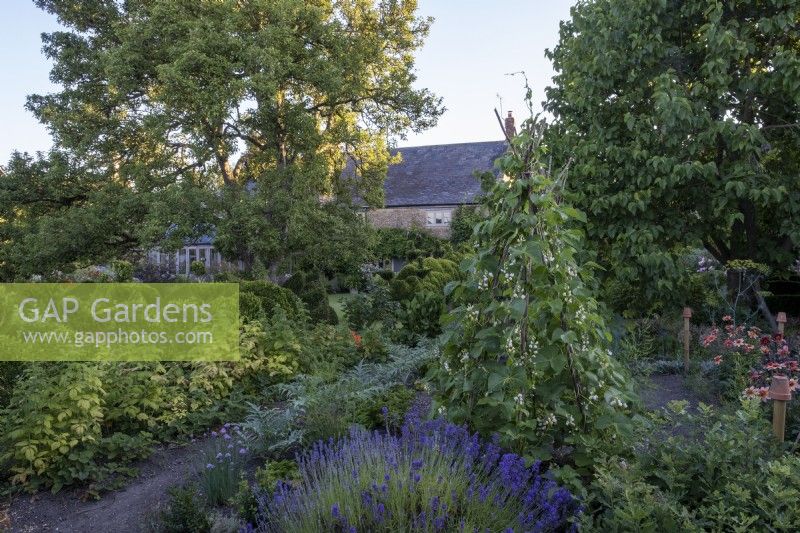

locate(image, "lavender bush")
(253, 405), (580, 532)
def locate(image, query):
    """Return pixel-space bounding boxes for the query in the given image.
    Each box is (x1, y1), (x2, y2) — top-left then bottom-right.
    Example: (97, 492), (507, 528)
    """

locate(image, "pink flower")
(778, 345), (790, 356)
(789, 378), (799, 391)
(757, 387), (770, 401)
(713, 355), (723, 365)
(744, 386), (758, 398)
(722, 315), (733, 322)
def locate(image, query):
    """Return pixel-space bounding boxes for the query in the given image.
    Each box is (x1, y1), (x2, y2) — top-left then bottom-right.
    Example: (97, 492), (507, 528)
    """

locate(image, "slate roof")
(380, 140), (506, 207)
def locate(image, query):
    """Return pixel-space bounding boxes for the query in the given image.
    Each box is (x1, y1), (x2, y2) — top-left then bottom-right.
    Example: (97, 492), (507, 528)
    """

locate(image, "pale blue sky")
(0, 0), (575, 159)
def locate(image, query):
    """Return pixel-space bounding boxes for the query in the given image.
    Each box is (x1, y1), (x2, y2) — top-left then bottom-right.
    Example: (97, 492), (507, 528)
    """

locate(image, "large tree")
(0, 0), (441, 279)
(545, 0), (800, 323)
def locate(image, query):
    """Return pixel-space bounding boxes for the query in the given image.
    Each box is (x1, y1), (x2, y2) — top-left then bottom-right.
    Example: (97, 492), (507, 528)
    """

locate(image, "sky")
(0, 0), (576, 160)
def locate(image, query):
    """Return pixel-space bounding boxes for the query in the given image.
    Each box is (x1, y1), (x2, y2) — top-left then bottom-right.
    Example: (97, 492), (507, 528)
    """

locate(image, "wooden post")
(682, 307), (692, 373)
(776, 312), (787, 336)
(768, 375), (791, 442)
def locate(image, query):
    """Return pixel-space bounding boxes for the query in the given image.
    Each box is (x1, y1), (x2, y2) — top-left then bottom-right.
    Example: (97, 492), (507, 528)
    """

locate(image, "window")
(425, 209), (452, 227)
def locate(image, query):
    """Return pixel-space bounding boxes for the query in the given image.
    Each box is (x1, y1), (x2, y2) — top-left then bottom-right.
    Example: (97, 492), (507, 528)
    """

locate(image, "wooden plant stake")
(682, 307), (692, 374)
(777, 312), (787, 336)
(768, 375), (791, 442)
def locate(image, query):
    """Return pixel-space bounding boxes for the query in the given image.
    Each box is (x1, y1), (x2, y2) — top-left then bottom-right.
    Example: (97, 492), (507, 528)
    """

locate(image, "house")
(145, 233), (244, 277)
(365, 111), (514, 239)
(153, 113), (514, 276)
(366, 139), (507, 238)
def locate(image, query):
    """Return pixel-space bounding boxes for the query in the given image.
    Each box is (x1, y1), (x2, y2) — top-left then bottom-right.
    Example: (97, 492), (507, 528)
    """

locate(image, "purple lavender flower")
(256, 410), (579, 531)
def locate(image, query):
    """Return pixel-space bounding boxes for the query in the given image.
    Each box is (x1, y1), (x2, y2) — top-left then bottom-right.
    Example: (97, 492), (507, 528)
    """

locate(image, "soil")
(5, 439), (204, 533)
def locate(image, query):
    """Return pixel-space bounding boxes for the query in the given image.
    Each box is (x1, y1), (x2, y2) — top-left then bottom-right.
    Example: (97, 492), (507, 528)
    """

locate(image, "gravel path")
(6, 439), (204, 533)
(639, 373), (715, 412)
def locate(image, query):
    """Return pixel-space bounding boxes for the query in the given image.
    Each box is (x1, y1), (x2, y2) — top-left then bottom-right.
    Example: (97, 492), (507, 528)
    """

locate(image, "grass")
(328, 293), (349, 323)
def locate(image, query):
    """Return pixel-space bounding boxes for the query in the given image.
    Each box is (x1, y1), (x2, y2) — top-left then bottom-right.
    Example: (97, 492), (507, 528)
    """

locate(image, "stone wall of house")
(366, 207), (450, 238)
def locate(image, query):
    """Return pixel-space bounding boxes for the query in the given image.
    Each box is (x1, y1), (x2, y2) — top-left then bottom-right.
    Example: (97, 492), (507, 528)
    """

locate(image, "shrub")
(111, 259), (134, 282)
(343, 293), (372, 330)
(1, 363), (106, 493)
(255, 460), (300, 493)
(239, 292), (266, 323)
(254, 412), (580, 532)
(158, 485), (211, 533)
(239, 310), (302, 386)
(450, 204), (482, 245)
(2, 357), (264, 492)
(396, 290), (444, 340)
(199, 425), (250, 506)
(389, 257), (458, 303)
(0, 361), (23, 406)
(190, 260), (207, 277)
(243, 343), (437, 454)
(297, 324), (360, 376)
(360, 323), (389, 363)
(354, 385), (416, 431)
(372, 227), (452, 263)
(583, 400), (800, 531)
(239, 281), (304, 322)
(283, 271), (307, 294)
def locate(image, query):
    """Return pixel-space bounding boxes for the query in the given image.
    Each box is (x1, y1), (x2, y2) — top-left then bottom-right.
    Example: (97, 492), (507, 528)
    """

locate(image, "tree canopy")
(0, 0), (442, 279)
(545, 0), (800, 314)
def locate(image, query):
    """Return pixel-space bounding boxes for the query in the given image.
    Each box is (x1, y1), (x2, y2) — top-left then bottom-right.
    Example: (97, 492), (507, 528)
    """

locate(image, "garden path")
(639, 373), (712, 412)
(5, 438), (206, 533)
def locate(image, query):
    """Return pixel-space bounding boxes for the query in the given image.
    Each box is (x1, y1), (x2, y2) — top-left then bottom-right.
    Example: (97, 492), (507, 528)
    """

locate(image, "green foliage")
(389, 257), (459, 302)
(1, 347), (292, 492)
(239, 311), (302, 386)
(239, 280), (304, 323)
(283, 272), (338, 325)
(355, 384), (416, 432)
(343, 293), (373, 330)
(395, 291), (445, 341)
(431, 118), (632, 468)
(239, 292), (266, 323)
(111, 259), (134, 282)
(545, 0), (800, 306)
(232, 477), (259, 525)
(360, 323), (389, 363)
(450, 205), (482, 245)
(297, 324), (361, 377)
(0, 361), (23, 407)
(256, 460), (301, 493)
(1, 363), (106, 493)
(190, 260), (207, 278)
(1, 0), (441, 280)
(243, 343), (436, 452)
(343, 279), (400, 331)
(199, 426), (248, 507)
(158, 485), (211, 533)
(583, 401), (800, 531)
(372, 227), (452, 262)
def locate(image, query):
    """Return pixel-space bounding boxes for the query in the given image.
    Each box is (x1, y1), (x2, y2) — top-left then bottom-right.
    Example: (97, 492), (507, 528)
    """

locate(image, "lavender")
(254, 410), (580, 532)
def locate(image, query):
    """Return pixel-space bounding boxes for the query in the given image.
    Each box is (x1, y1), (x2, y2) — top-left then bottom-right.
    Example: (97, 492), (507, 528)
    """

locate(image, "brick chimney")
(504, 111), (516, 139)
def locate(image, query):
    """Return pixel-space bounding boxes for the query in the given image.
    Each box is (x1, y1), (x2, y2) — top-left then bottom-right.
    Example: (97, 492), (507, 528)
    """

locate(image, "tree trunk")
(753, 278), (778, 332)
